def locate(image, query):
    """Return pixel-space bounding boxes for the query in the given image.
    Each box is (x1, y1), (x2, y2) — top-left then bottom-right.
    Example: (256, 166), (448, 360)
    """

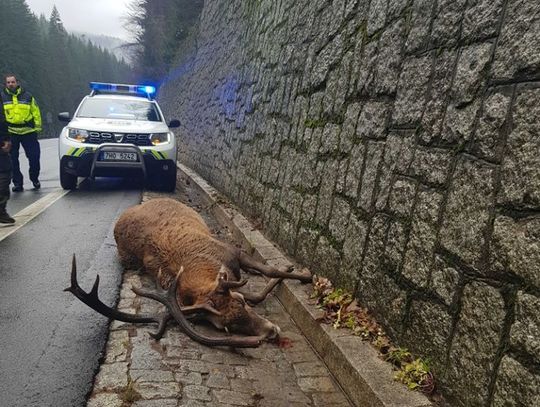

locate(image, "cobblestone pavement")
(86, 176), (353, 407)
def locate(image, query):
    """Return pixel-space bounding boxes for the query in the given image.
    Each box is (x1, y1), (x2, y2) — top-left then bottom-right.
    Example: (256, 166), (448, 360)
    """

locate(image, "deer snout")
(263, 322), (281, 341)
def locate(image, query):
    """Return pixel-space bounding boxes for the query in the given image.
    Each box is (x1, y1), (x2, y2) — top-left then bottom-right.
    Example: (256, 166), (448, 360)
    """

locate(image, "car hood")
(67, 118), (169, 133)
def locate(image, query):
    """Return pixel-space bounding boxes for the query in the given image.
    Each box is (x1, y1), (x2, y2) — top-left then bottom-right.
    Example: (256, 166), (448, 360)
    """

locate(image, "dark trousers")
(10, 132), (40, 186)
(0, 170), (11, 213)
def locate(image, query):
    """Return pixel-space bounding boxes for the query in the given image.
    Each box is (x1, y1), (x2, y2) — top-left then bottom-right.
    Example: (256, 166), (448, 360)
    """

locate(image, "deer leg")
(238, 252), (312, 282)
(240, 278), (282, 305)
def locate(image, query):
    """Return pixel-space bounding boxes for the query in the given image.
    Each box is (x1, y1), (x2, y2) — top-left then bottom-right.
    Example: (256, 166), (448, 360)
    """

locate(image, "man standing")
(2, 74), (42, 192)
(0, 102), (15, 223)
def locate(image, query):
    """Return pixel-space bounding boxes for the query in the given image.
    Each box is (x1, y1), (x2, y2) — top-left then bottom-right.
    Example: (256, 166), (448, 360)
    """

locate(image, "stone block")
(491, 215), (540, 288)
(184, 384), (212, 401)
(405, 0), (434, 52)
(462, 0), (504, 42)
(356, 100), (390, 140)
(374, 19), (406, 95)
(94, 363), (129, 391)
(492, 0), (540, 80)
(314, 161), (339, 226)
(341, 213), (369, 290)
(356, 41), (378, 95)
(403, 300), (453, 378)
(341, 102), (362, 146)
(431, 0), (467, 47)
(471, 88), (512, 162)
(357, 141), (384, 212)
(134, 382), (181, 400)
(510, 291), (540, 359)
(131, 369), (175, 383)
(450, 43), (493, 106)
(87, 393), (124, 407)
(357, 271), (407, 339)
(367, 0), (387, 35)
(311, 235), (342, 281)
(320, 123), (341, 155)
(342, 143), (365, 199)
(392, 55), (432, 126)
(375, 131), (415, 211)
(328, 196), (352, 243)
(104, 330), (130, 364)
(408, 147), (452, 187)
(293, 361), (330, 377)
(499, 86), (540, 209)
(310, 34), (345, 88)
(441, 157), (496, 268)
(297, 376), (337, 393)
(295, 226), (319, 268)
(430, 255), (460, 306)
(402, 190), (443, 287)
(385, 220), (408, 271)
(446, 282), (505, 406)
(419, 49), (458, 144)
(388, 177), (417, 218)
(492, 356), (540, 407)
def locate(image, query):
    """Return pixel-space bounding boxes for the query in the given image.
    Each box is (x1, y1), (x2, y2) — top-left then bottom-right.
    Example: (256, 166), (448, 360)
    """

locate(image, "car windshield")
(76, 98), (162, 121)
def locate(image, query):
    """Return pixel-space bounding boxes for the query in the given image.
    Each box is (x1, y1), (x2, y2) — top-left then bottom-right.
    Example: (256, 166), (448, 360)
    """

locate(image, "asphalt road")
(0, 138), (141, 407)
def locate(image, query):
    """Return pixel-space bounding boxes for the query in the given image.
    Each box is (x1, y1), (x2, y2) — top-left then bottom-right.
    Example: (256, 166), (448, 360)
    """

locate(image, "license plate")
(101, 152), (137, 161)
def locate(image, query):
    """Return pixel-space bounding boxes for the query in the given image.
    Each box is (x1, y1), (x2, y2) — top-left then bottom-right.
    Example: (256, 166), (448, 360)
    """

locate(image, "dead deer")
(65, 198), (311, 348)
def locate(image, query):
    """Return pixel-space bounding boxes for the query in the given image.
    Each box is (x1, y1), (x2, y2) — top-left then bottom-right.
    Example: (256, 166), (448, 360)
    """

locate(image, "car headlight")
(149, 132), (170, 145)
(67, 128), (89, 143)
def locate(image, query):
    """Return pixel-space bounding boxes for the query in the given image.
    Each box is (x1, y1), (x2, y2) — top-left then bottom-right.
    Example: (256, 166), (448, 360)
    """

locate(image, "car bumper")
(60, 143), (176, 179)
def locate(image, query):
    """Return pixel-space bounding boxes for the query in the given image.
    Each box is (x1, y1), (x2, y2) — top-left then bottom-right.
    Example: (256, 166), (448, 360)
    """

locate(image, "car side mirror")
(168, 119), (180, 128)
(58, 112), (71, 122)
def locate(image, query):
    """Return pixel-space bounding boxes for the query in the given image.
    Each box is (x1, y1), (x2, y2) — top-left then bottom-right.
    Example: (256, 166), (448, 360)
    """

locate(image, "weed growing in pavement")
(310, 275), (435, 396)
(120, 376), (141, 403)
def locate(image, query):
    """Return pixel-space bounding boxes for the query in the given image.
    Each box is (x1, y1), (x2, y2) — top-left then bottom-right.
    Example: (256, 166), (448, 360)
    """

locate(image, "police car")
(57, 82), (179, 191)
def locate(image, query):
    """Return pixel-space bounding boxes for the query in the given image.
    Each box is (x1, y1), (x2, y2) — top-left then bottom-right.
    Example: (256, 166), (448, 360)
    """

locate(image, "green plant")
(385, 347), (413, 367)
(395, 358), (435, 394)
(310, 276), (436, 396)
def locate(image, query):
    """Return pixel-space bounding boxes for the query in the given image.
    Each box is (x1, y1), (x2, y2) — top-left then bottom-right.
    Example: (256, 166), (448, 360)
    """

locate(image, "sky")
(25, 0), (134, 40)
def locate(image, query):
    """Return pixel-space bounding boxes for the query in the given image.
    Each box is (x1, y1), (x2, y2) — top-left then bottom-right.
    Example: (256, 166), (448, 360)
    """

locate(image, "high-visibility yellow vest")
(1, 87), (42, 135)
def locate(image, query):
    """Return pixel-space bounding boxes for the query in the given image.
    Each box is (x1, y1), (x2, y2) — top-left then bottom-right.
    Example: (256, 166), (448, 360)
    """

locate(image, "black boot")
(0, 211), (15, 224)
(32, 180), (41, 190)
(12, 184), (23, 192)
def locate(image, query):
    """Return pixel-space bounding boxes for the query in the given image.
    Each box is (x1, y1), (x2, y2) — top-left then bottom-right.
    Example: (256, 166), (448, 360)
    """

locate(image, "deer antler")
(133, 268), (264, 348)
(238, 253), (312, 304)
(64, 254), (171, 339)
(65, 256), (222, 340)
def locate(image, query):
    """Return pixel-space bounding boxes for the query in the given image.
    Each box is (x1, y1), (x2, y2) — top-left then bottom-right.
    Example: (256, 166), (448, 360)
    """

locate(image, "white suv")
(58, 82), (179, 191)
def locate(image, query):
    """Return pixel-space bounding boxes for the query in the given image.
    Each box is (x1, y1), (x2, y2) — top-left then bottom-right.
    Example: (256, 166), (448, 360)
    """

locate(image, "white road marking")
(0, 188), (69, 242)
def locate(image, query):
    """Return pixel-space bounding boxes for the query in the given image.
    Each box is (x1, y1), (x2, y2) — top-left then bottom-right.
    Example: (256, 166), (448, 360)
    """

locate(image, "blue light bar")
(89, 82), (156, 97)
(138, 85), (156, 94)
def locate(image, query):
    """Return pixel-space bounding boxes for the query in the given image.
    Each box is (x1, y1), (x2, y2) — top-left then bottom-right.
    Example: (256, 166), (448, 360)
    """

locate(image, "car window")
(77, 98), (162, 122)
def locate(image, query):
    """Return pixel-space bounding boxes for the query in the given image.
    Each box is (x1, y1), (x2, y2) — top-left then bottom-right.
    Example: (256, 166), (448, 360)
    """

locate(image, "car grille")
(86, 132), (152, 146)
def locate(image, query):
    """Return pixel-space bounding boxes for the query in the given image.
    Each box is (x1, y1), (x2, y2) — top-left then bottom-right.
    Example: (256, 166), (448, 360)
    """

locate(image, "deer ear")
(218, 265), (228, 281)
(212, 265), (228, 293)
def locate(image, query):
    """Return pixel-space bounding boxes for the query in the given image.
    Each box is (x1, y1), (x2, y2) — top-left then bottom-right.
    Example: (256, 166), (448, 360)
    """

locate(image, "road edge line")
(0, 188), (70, 242)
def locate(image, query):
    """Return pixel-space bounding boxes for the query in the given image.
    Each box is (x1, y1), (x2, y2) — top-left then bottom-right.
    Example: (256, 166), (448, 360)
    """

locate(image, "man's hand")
(1, 140), (12, 153)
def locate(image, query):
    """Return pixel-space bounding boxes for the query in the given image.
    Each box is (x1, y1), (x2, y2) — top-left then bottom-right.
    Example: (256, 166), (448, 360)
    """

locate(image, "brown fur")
(114, 198), (277, 337)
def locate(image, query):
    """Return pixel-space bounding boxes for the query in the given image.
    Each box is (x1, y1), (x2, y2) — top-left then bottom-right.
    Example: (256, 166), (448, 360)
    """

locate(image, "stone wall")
(159, 1), (540, 405)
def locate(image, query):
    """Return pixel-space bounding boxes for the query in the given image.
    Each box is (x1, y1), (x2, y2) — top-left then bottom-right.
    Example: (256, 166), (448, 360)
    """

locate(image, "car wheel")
(148, 165), (177, 192)
(60, 166), (78, 190)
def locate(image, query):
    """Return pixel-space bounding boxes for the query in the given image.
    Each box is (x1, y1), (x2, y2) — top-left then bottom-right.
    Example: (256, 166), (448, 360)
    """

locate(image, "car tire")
(60, 166), (78, 190)
(161, 165), (177, 192)
(148, 164), (177, 192)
